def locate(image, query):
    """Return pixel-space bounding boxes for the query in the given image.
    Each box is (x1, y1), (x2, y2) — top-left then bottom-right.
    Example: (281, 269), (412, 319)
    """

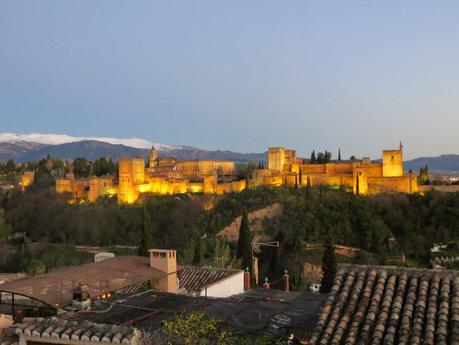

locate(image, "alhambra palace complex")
(55, 144), (418, 203)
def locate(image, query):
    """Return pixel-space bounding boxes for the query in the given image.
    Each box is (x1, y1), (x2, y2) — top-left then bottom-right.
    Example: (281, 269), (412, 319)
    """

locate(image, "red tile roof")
(178, 266), (242, 294)
(14, 318), (141, 344)
(0, 256), (163, 307)
(308, 265), (459, 345)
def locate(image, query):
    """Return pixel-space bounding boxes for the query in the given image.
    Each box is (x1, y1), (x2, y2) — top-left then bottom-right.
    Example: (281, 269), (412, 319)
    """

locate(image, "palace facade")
(56, 147), (244, 204)
(55, 144), (418, 204)
(250, 144), (417, 194)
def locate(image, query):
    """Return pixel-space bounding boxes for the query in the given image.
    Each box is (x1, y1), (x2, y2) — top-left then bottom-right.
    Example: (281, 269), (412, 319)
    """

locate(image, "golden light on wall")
(55, 146), (417, 203)
(190, 184), (204, 193)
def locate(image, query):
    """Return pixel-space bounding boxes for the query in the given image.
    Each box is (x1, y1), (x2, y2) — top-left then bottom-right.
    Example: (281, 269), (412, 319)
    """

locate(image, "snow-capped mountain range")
(0, 132), (179, 151)
(0, 132), (266, 163)
(0, 133), (458, 175)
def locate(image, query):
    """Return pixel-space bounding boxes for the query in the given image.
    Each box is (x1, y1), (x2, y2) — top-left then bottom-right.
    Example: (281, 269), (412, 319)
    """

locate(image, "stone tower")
(382, 147), (403, 177)
(268, 147), (285, 172)
(118, 158), (146, 204)
(149, 146), (158, 169)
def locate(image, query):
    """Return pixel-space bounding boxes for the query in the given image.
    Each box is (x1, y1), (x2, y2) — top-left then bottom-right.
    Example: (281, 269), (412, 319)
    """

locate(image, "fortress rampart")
(55, 144), (419, 203)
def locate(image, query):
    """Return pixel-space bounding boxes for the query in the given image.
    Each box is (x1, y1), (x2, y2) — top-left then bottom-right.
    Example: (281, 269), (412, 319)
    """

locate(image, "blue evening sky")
(1, 1), (458, 159)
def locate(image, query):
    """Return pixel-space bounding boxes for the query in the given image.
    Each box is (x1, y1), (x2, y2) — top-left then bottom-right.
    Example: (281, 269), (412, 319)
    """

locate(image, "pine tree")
(338, 149), (341, 161)
(310, 150), (317, 164)
(320, 237), (337, 293)
(236, 211), (253, 272)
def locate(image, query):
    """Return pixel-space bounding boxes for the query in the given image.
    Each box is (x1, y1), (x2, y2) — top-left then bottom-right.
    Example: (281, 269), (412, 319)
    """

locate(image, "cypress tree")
(320, 237), (337, 293)
(306, 176), (312, 197)
(338, 148), (341, 161)
(139, 203), (154, 256)
(193, 239), (203, 265)
(236, 211), (253, 272)
(310, 150), (316, 164)
(299, 169), (303, 186)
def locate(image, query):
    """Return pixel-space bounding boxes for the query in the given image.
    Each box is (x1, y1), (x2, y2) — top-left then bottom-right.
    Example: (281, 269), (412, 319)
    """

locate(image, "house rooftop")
(0, 257), (245, 310)
(178, 266), (242, 294)
(0, 256), (164, 307)
(308, 264), (459, 345)
(13, 318), (141, 345)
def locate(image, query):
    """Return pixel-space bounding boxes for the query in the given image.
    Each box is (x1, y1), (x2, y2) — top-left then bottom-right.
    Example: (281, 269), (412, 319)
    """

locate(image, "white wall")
(199, 271), (244, 298)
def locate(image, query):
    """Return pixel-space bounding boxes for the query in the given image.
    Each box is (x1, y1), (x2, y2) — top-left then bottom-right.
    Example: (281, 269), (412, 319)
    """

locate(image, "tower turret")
(149, 146), (158, 169)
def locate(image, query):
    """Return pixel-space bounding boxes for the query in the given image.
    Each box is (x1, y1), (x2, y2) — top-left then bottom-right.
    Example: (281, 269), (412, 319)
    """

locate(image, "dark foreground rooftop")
(67, 288), (325, 338)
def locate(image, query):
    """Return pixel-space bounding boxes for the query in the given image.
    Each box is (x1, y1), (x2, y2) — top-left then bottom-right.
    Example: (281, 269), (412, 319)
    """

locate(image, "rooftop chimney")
(244, 267), (251, 291)
(148, 249), (177, 293)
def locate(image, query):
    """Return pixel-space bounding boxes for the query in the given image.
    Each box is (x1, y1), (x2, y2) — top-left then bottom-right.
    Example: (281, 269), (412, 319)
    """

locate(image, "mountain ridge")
(0, 132), (177, 150)
(0, 133), (458, 174)
(0, 140), (267, 163)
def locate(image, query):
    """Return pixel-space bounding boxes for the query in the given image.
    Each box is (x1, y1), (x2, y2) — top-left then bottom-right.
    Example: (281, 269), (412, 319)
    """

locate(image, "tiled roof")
(178, 266), (241, 293)
(308, 265), (459, 345)
(14, 318), (142, 344)
(0, 256), (163, 307)
(0, 334), (18, 345)
(0, 338), (18, 345)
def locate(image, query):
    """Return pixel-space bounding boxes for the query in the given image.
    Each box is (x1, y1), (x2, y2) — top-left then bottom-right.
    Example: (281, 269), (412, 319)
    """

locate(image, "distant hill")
(164, 146), (266, 163)
(0, 141), (48, 161)
(0, 140), (266, 163)
(18, 140), (149, 161)
(404, 154), (459, 176)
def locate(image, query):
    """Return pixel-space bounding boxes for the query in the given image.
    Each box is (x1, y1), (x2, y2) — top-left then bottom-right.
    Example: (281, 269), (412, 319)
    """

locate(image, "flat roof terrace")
(67, 288), (326, 338)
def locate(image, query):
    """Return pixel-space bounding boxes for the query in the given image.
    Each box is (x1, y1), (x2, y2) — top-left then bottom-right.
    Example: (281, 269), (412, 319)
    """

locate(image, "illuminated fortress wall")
(264, 145), (416, 196)
(175, 160), (235, 178)
(367, 173), (418, 194)
(268, 147), (296, 172)
(89, 176), (117, 202)
(55, 144), (417, 204)
(56, 178), (74, 195)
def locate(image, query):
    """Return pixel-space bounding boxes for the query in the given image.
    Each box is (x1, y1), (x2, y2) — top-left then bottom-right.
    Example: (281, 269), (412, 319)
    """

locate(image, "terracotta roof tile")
(178, 266), (242, 293)
(309, 265), (459, 345)
(15, 318), (142, 344)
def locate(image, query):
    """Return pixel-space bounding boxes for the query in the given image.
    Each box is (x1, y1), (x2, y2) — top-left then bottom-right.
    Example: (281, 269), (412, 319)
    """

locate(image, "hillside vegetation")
(1, 173), (459, 288)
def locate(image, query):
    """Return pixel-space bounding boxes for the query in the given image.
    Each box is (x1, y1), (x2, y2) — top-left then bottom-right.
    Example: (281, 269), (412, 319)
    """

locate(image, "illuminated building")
(55, 144), (418, 204)
(256, 144), (417, 195)
(20, 171), (35, 191)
